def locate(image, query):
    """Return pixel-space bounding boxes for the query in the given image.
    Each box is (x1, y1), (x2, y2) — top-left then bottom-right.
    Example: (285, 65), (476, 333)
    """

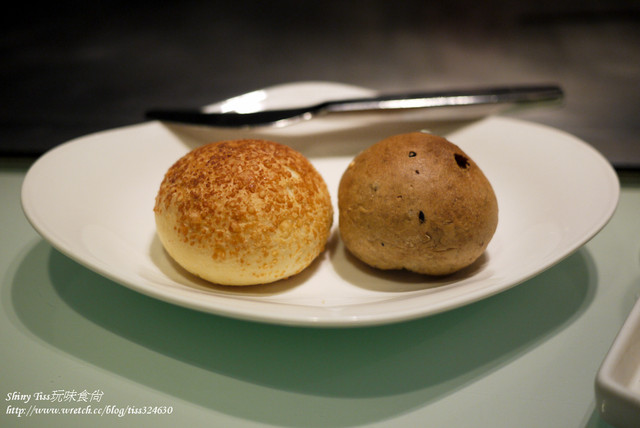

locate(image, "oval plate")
(21, 82), (619, 327)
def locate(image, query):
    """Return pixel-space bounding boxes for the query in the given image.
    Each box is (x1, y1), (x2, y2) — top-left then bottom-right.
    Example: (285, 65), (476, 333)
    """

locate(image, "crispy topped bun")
(154, 139), (333, 286)
(338, 132), (498, 276)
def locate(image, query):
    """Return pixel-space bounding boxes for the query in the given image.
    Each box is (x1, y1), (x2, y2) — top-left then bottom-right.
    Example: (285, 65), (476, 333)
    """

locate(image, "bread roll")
(338, 132), (498, 275)
(154, 139), (333, 286)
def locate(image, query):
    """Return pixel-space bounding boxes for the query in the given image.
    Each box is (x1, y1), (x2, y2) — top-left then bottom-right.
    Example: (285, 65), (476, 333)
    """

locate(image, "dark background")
(2, 0), (639, 168)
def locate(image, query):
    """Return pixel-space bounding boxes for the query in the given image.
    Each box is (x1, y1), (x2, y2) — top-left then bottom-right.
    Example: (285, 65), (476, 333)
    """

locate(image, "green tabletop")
(2, 156), (638, 427)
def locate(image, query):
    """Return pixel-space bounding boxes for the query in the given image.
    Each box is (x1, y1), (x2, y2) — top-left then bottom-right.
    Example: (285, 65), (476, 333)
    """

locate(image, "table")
(2, 159), (639, 427)
(2, 1), (639, 426)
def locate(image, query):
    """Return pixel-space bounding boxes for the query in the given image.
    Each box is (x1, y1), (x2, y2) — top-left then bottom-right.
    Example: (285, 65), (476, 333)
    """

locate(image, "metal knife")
(145, 84), (563, 128)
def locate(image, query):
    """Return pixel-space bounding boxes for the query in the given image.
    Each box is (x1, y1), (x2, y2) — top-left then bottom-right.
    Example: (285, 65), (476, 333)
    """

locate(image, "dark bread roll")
(338, 132), (498, 275)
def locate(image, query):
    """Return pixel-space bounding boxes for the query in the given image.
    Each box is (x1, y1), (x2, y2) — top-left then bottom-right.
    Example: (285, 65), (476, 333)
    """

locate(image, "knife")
(145, 84), (563, 128)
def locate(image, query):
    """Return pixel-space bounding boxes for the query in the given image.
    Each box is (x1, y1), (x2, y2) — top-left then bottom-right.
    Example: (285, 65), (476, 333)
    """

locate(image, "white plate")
(21, 82), (620, 327)
(596, 297), (640, 428)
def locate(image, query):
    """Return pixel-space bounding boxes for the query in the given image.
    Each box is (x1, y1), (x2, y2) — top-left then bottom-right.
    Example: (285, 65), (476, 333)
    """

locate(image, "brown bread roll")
(338, 132), (498, 275)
